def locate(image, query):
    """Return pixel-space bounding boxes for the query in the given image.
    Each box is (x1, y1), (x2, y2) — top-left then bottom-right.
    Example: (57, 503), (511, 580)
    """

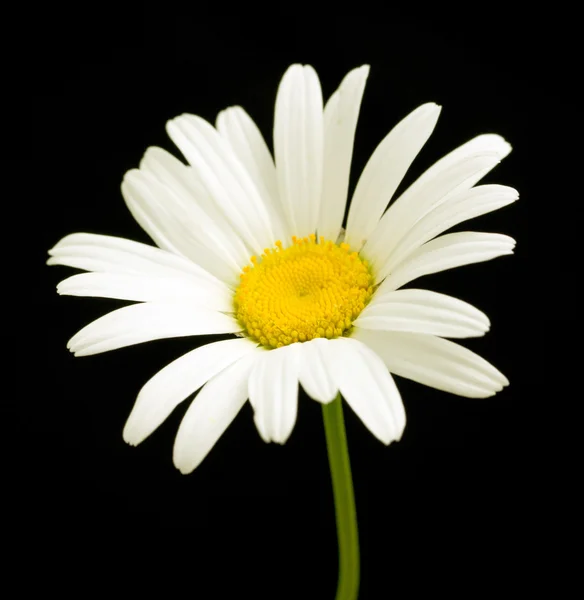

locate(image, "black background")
(14, 7), (558, 597)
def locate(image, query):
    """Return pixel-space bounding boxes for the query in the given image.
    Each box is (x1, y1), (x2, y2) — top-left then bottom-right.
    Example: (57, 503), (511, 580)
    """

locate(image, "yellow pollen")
(234, 235), (374, 349)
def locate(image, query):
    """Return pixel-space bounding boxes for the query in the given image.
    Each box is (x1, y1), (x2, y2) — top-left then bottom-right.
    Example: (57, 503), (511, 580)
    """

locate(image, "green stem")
(322, 394), (360, 600)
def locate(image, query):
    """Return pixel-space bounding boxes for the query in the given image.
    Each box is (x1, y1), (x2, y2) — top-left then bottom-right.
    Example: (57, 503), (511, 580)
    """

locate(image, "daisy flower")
(48, 64), (515, 474)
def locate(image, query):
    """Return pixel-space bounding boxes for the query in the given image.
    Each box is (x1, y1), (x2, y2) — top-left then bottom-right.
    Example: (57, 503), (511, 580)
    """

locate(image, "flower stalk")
(322, 394), (360, 600)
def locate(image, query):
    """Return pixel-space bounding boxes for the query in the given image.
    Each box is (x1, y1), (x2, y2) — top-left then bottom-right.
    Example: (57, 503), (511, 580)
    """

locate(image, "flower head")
(49, 64), (516, 474)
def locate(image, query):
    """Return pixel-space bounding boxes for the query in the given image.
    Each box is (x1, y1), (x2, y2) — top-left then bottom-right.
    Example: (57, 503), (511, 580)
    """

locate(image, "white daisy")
(48, 64), (516, 475)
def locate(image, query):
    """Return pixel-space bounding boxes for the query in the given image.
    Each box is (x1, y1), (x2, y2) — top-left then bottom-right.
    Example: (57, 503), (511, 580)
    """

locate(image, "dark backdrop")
(15, 7), (554, 598)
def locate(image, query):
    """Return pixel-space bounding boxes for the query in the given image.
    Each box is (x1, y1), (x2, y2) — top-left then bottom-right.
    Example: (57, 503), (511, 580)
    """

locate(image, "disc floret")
(235, 234), (374, 349)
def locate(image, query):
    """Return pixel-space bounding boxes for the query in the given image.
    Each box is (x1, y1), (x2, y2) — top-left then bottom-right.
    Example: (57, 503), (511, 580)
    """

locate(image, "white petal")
(355, 289), (490, 338)
(172, 350), (262, 474)
(363, 134), (512, 275)
(67, 302), (242, 356)
(351, 329), (508, 398)
(166, 114), (275, 254)
(297, 338), (338, 403)
(376, 232), (516, 293)
(274, 64), (324, 238)
(122, 170), (242, 285)
(139, 146), (250, 261)
(48, 233), (225, 285)
(318, 65), (370, 242)
(380, 184), (519, 276)
(344, 103), (441, 250)
(248, 343), (301, 443)
(57, 272), (234, 313)
(326, 337), (405, 444)
(123, 338), (259, 446)
(216, 107), (288, 243)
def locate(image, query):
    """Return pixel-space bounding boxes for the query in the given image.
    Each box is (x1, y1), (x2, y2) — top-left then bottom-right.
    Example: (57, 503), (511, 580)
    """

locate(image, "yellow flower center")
(235, 234), (374, 349)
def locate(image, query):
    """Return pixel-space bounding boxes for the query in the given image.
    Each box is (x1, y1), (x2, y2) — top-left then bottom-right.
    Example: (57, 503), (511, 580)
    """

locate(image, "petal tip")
(164, 118), (180, 136)
(357, 64), (371, 77)
(490, 134), (512, 158)
(173, 452), (197, 475)
(284, 63), (303, 77)
(122, 424), (141, 447)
